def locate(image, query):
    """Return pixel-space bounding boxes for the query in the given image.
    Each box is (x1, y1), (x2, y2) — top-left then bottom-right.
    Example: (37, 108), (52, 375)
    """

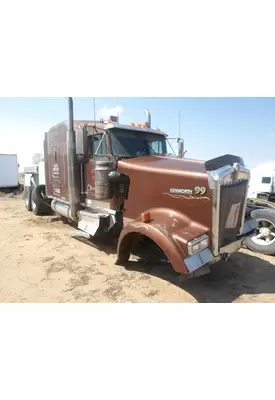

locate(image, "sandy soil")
(1, 195), (275, 303)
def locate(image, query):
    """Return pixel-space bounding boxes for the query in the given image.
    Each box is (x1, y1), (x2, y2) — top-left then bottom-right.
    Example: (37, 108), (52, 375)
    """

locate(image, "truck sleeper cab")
(24, 98), (256, 280)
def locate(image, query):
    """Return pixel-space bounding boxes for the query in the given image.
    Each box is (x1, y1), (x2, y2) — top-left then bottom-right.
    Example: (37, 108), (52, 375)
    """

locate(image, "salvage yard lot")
(1, 195), (275, 303)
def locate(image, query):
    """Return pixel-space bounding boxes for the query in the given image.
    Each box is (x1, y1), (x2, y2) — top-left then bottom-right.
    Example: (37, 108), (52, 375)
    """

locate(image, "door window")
(92, 134), (107, 156)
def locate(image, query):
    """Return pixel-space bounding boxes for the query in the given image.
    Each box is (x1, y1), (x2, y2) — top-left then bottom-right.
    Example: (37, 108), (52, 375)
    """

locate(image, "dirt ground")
(1, 195), (275, 303)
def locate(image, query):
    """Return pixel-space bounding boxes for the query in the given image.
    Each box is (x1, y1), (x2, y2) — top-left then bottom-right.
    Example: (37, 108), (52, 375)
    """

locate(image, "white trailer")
(0, 154), (19, 189)
(24, 161), (45, 187)
(248, 162), (275, 201)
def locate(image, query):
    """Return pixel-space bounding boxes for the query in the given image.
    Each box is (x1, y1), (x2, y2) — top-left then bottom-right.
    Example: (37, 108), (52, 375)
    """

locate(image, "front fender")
(117, 208), (208, 274)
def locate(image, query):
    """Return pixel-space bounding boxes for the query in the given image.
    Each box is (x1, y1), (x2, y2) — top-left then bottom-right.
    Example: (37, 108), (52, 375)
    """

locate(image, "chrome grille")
(218, 179), (249, 248)
(207, 161), (251, 256)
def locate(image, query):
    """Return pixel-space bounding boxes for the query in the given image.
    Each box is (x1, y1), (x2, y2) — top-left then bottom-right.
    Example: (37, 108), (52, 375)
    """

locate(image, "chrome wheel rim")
(251, 218), (275, 246)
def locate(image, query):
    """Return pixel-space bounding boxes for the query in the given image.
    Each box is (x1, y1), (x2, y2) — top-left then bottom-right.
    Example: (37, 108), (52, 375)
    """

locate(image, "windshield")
(109, 128), (167, 158)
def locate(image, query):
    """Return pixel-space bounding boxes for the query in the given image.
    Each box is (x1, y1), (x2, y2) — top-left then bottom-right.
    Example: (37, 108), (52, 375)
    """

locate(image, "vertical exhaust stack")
(178, 139), (184, 158)
(144, 109), (151, 128)
(67, 97), (80, 221)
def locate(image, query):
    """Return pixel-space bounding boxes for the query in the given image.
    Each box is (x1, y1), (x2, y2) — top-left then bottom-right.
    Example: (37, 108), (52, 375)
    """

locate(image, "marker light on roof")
(130, 122), (148, 128)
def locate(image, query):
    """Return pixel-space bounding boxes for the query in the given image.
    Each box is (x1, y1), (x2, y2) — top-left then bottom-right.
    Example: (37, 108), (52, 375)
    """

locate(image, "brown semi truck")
(24, 98), (256, 280)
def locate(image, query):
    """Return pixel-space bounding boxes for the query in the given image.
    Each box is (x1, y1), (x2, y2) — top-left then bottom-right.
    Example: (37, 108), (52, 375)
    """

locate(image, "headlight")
(187, 234), (209, 256)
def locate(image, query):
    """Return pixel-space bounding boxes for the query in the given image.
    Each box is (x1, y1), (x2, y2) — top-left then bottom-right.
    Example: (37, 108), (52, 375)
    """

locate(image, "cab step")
(76, 209), (116, 237)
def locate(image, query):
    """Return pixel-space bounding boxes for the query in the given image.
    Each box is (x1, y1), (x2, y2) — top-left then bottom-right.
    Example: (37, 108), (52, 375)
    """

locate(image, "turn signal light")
(141, 212), (151, 223)
(187, 234), (209, 256)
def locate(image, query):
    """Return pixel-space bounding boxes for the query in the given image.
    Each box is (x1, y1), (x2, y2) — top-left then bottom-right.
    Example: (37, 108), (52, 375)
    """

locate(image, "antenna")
(93, 97), (96, 125)
(178, 110), (181, 139)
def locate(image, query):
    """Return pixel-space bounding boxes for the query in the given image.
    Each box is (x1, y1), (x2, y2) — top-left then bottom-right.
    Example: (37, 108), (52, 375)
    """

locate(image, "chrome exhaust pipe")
(67, 97), (80, 221)
(178, 139), (184, 158)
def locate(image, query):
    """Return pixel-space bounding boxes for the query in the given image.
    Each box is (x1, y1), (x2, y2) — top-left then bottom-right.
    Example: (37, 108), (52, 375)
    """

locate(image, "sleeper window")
(261, 177), (271, 184)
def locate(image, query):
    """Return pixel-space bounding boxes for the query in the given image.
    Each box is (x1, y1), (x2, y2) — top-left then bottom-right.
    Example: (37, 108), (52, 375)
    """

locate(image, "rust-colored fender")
(116, 208), (208, 274)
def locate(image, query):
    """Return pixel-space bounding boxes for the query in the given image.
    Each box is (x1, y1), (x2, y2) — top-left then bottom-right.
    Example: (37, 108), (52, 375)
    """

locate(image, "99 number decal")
(194, 186), (207, 195)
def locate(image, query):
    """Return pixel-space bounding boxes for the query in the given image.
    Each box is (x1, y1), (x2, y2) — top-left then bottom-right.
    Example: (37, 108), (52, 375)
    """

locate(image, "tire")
(244, 208), (275, 255)
(24, 186), (33, 212)
(31, 185), (51, 216)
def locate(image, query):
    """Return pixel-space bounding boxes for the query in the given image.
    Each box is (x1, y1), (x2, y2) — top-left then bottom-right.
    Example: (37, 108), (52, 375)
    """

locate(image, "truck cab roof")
(103, 123), (167, 137)
(49, 120), (167, 137)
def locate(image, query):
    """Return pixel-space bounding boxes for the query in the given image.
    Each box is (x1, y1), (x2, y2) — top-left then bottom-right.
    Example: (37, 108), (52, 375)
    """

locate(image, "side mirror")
(178, 139), (184, 158)
(76, 126), (89, 164)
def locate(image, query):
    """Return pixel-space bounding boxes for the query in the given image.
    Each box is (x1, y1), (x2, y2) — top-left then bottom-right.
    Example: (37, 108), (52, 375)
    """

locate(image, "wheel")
(31, 185), (51, 216)
(244, 208), (275, 255)
(24, 187), (32, 212)
(31, 188), (42, 216)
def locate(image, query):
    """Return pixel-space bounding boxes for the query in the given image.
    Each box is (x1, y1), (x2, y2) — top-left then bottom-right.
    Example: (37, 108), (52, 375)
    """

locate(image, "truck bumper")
(184, 219), (257, 274)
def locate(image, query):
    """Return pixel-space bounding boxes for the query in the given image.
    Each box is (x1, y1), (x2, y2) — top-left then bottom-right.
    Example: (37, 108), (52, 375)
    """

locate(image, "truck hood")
(117, 155), (211, 227)
(117, 155), (207, 177)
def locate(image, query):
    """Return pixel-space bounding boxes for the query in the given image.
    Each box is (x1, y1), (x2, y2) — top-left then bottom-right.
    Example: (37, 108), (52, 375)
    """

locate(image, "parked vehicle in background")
(247, 162), (275, 202)
(243, 162), (275, 255)
(24, 161), (46, 211)
(23, 98), (256, 281)
(0, 154), (20, 191)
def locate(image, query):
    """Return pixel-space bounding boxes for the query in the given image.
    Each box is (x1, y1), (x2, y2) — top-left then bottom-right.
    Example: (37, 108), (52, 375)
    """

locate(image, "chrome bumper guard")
(184, 219), (257, 274)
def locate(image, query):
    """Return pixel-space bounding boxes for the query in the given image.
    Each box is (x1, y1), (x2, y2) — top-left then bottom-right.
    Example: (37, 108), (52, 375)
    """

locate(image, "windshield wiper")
(133, 143), (157, 158)
(147, 143), (157, 155)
